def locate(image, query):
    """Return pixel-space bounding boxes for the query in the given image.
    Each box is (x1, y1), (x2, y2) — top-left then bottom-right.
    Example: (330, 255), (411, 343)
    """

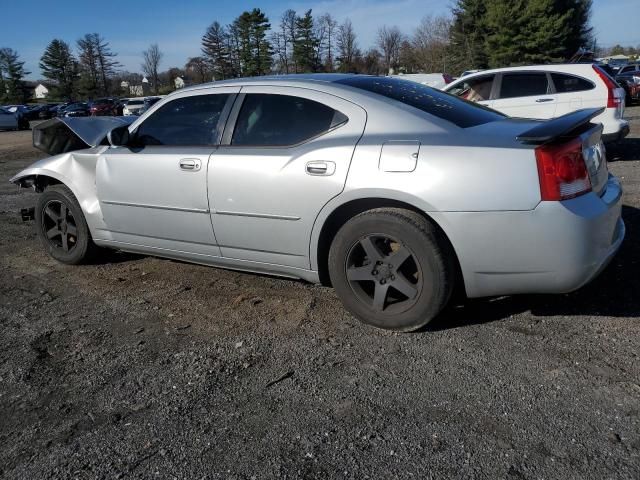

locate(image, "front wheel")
(35, 185), (97, 264)
(328, 208), (455, 331)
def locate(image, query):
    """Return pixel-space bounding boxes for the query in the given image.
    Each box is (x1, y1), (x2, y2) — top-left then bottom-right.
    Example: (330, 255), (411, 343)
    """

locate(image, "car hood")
(33, 116), (136, 156)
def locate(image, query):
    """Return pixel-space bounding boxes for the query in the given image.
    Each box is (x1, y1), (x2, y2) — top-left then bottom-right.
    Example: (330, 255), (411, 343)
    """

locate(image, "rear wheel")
(35, 185), (97, 264)
(328, 208), (455, 331)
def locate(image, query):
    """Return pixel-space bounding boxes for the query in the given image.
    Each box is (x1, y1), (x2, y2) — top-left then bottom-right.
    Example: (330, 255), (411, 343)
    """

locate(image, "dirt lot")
(1, 112), (639, 480)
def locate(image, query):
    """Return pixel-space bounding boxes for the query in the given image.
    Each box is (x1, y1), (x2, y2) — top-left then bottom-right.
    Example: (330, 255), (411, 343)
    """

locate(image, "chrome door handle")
(306, 161), (336, 176)
(536, 98), (554, 103)
(179, 158), (201, 171)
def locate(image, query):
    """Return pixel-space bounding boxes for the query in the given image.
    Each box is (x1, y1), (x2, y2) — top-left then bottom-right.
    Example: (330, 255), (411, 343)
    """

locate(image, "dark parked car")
(616, 63), (640, 76)
(90, 98), (118, 116)
(38, 104), (61, 119)
(26, 104), (54, 121)
(59, 102), (90, 117)
(616, 71), (640, 105)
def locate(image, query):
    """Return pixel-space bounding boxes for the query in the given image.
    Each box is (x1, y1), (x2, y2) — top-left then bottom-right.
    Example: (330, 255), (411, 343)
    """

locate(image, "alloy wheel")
(41, 200), (78, 253)
(345, 234), (423, 314)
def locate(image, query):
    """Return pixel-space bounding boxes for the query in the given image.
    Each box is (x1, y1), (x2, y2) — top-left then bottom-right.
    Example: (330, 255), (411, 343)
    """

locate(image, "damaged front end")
(32, 116), (136, 156)
(11, 116), (135, 225)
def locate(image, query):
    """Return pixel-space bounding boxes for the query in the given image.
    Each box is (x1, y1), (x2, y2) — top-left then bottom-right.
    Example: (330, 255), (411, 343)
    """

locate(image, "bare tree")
(413, 15), (452, 73)
(142, 44), (163, 94)
(185, 56), (210, 83)
(316, 13), (338, 72)
(272, 9), (297, 73)
(377, 25), (404, 74)
(337, 19), (359, 72)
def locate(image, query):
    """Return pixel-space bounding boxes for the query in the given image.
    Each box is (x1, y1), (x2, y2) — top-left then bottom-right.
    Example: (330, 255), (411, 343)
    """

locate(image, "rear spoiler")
(516, 107), (604, 144)
(33, 116), (136, 156)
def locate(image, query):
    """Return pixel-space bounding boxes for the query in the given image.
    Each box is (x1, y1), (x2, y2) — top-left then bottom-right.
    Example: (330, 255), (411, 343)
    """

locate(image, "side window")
(551, 73), (595, 93)
(448, 75), (495, 102)
(231, 94), (348, 147)
(499, 73), (551, 99)
(135, 94), (230, 146)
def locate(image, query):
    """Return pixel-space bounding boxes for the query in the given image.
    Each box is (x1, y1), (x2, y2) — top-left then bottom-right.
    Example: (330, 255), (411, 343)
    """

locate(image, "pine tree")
(77, 34), (100, 98)
(94, 34), (120, 95)
(76, 33), (119, 97)
(232, 9), (272, 77)
(448, 0), (489, 73)
(293, 10), (319, 72)
(202, 21), (233, 79)
(0, 48), (30, 103)
(484, 0), (593, 67)
(39, 39), (78, 100)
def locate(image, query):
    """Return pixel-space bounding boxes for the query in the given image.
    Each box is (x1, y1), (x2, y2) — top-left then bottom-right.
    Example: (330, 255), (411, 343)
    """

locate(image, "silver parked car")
(10, 75), (624, 331)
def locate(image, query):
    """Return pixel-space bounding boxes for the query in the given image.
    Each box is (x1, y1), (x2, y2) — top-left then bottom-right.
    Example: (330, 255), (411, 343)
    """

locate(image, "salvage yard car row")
(0, 96), (165, 129)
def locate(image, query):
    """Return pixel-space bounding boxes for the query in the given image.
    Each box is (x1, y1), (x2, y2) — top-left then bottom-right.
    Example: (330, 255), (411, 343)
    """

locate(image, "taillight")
(535, 138), (591, 201)
(593, 65), (620, 108)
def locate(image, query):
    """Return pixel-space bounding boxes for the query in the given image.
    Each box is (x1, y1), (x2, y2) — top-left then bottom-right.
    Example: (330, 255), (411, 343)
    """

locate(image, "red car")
(90, 98), (117, 116)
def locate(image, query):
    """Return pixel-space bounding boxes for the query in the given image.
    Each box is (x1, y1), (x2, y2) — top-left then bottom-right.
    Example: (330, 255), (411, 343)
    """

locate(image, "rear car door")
(492, 72), (557, 119)
(208, 87), (367, 269)
(550, 72), (596, 117)
(95, 89), (239, 256)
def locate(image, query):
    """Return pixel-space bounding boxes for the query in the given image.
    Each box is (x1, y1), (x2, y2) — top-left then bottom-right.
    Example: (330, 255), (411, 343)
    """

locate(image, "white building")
(174, 76), (185, 89)
(34, 83), (49, 99)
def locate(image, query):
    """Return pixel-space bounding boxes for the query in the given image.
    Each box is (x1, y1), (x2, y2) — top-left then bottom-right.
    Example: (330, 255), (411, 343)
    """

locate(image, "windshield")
(127, 100), (144, 105)
(336, 76), (505, 128)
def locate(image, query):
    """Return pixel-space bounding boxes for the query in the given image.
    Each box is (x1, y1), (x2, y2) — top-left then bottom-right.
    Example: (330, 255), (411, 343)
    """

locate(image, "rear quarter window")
(551, 73), (595, 93)
(336, 76), (504, 128)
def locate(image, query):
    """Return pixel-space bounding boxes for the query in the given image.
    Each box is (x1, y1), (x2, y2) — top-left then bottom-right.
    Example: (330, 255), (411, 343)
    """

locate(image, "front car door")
(446, 74), (496, 108)
(491, 72), (557, 119)
(95, 88), (239, 258)
(208, 86), (367, 269)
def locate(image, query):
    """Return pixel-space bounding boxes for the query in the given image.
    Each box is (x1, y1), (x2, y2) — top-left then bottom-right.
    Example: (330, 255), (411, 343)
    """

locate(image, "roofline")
(174, 73), (366, 95)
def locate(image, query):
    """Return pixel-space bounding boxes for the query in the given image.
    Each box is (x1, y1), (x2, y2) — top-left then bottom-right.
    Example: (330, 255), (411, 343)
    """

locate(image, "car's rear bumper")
(432, 174), (625, 298)
(602, 123), (630, 143)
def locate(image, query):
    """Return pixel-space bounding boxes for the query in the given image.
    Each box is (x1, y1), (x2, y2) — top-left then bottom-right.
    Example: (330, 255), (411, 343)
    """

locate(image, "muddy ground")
(1, 111), (639, 479)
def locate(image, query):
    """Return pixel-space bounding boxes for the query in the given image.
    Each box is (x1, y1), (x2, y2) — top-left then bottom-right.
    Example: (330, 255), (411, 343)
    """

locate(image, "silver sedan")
(10, 74), (624, 331)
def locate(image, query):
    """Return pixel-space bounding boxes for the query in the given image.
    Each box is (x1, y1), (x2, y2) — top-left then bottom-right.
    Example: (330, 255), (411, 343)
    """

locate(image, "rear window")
(499, 73), (551, 98)
(551, 73), (594, 93)
(335, 76), (504, 128)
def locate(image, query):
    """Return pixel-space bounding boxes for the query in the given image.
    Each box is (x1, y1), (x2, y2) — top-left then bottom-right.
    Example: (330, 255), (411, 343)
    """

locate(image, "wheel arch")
(12, 172), (63, 193)
(311, 195), (465, 296)
(11, 166), (105, 235)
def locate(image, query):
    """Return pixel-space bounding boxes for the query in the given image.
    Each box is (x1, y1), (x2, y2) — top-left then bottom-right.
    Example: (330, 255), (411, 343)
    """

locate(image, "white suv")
(443, 64), (629, 143)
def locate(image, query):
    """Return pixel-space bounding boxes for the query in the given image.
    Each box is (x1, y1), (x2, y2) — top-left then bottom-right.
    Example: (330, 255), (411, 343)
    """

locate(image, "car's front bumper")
(432, 174), (624, 298)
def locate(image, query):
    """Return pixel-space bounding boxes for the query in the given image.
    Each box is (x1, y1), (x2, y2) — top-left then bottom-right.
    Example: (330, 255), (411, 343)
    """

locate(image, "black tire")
(35, 185), (97, 264)
(328, 208), (455, 332)
(18, 117), (30, 130)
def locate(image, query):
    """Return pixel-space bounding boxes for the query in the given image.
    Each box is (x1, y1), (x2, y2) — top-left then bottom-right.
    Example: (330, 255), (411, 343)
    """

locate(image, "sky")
(1, 0), (638, 80)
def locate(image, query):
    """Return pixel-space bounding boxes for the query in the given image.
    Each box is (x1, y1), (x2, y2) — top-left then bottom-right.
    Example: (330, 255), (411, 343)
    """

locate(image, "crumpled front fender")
(10, 149), (108, 233)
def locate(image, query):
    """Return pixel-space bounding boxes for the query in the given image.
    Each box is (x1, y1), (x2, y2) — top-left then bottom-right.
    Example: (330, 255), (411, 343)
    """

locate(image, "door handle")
(306, 161), (336, 176)
(179, 158), (201, 171)
(536, 98), (554, 103)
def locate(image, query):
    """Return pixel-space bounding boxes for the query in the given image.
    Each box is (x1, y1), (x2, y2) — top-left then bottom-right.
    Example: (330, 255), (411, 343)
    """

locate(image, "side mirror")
(106, 125), (131, 147)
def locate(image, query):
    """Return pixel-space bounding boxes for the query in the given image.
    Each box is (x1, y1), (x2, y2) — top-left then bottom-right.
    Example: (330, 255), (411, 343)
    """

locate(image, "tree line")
(0, 0), (605, 104)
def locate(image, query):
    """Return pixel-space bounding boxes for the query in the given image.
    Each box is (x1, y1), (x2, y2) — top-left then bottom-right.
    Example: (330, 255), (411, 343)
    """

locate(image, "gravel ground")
(1, 111), (639, 479)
